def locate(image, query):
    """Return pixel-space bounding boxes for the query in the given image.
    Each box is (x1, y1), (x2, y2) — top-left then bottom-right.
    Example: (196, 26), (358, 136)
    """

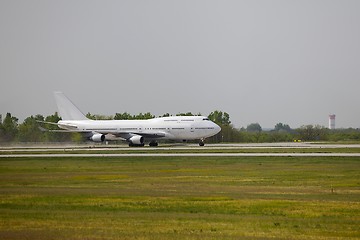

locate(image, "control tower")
(329, 114), (336, 129)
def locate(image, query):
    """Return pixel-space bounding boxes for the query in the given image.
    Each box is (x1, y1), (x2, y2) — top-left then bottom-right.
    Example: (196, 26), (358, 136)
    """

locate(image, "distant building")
(329, 114), (336, 129)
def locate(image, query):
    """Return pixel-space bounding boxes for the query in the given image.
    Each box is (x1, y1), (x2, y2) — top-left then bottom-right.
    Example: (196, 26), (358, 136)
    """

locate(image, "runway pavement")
(1, 143), (360, 157)
(1, 153), (360, 157)
(1, 142), (360, 151)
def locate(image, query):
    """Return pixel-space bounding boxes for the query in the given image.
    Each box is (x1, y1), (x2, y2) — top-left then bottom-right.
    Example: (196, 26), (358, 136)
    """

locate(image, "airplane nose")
(214, 123), (221, 134)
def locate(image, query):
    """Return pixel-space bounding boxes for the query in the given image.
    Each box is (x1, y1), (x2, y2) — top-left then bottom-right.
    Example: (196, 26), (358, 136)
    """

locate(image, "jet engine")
(90, 133), (105, 142)
(129, 135), (144, 145)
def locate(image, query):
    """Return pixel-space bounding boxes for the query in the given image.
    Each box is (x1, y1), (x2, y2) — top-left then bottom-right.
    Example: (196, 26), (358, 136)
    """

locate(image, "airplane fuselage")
(58, 115), (221, 142)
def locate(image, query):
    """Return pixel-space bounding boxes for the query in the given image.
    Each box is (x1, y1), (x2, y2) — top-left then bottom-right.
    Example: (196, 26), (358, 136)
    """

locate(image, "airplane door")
(138, 126), (143, 133)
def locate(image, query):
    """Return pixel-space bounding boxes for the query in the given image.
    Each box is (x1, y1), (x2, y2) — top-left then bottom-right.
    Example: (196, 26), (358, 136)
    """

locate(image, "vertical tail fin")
(54, 92), (88, 120)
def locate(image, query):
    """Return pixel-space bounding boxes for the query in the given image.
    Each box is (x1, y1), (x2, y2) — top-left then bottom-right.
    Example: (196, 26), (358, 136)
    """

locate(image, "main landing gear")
(149, 141), (158, 147)
(128, 142), (145, 147)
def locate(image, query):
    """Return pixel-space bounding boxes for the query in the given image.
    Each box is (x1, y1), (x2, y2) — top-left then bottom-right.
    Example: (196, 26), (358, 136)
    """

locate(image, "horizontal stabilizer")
(36, 120), (59, 126)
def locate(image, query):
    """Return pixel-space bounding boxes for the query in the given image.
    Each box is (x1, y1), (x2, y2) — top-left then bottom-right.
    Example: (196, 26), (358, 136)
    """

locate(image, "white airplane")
(45, 92), (221, 146)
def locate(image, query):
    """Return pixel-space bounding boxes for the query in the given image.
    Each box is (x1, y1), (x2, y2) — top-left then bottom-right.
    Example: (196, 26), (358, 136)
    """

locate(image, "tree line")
(0, 111), (359, 143)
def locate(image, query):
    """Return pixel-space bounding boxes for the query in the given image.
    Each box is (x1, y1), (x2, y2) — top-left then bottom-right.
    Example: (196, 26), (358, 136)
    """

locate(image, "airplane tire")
(199, 141), (205, 147)
(129, 143), (145, 147)
(149, 141), (158, 147)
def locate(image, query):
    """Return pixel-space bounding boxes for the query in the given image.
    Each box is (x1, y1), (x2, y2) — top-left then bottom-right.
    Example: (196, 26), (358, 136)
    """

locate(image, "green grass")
(0, 156), (359, 239)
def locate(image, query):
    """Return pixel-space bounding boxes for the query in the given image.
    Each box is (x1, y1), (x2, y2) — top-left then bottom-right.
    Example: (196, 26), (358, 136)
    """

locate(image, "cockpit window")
(203, 118), (210, 121)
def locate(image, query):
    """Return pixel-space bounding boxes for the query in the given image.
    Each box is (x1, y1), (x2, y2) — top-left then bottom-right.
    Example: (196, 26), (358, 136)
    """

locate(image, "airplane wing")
(110, 132), (166, 140)
(37, 119), (167, 142)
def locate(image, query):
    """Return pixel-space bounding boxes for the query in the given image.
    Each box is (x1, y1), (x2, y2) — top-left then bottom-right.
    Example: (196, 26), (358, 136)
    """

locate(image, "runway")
(1, 153), (360, 157)
(1, 142), (360, 151)
(1, 142), (360, 157)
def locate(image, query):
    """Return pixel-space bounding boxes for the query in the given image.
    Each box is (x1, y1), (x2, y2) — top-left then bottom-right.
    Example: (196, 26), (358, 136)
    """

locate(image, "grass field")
(0, 155), (359, 239)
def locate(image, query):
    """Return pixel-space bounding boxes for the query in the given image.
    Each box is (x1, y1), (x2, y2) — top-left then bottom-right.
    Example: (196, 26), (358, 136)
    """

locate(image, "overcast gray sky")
(0, 0), (359, 128)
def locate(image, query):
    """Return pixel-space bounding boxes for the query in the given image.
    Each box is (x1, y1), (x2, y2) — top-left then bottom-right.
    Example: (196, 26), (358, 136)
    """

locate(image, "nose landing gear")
(199, 139), (205, 146)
